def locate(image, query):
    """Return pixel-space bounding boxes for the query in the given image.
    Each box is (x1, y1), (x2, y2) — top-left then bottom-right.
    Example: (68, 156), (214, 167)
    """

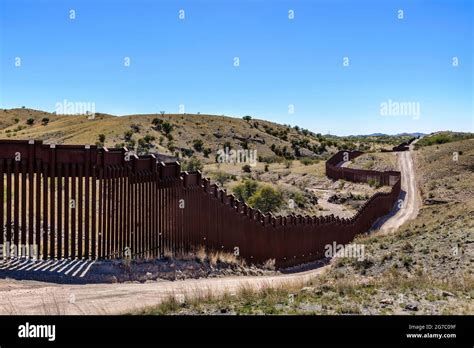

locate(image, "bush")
(242, 164), (252, 173)
(212, 171), (236, 186)
(300, 157), (317, 166)
(182, 157), (203, 172)
(41, 117), (50, 126)
(367, 178), (382, 188)
(232, 179), (259, 202)
(193, 139), (204, 152)
(124, 130), (133, 141)
(130, 124), (141, 133)
(26, 118), (35, 125)
(203, 148), (212, 158)
(162, 122), (173, 135)
(98, 134), (106, 143)
(144, 135), (155, 143)
(242, 115), (252, 121)
(152, 118), (162, 125)
(248, 185), (283, 213)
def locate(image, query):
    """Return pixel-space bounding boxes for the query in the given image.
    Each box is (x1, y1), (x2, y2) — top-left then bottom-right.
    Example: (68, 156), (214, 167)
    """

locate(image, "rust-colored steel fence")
(0, 140), (401, 267)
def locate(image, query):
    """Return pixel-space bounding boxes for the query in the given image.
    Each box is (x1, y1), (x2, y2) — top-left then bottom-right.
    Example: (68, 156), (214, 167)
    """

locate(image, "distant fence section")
(0, 140), (401, 267)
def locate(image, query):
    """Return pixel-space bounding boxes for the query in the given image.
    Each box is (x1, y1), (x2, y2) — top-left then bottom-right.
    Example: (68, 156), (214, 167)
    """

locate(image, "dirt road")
(0, 148), (421, 315)
(0, 266), (327, 315)
(372, 144), (421, 233)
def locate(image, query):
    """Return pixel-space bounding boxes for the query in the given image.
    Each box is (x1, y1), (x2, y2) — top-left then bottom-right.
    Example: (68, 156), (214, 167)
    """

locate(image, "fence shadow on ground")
(0, 258), (96, 284)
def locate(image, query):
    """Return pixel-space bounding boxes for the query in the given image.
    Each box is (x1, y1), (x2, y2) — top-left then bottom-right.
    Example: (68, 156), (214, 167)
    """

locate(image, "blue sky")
(0, 0), (472, 135)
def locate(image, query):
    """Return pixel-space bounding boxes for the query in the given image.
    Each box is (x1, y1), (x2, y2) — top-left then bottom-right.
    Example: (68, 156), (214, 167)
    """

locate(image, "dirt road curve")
(372, 144), (421, 234)
(0, 148), (420, 315)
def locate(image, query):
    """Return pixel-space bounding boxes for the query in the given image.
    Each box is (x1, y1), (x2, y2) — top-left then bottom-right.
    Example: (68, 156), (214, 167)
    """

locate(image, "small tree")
(124, 130), (133, 141)
(130, 124), (141, 133)
(243, 115), (252, 122)
(193, 139), (204, 152)
(26, 118), (35, 125)
(41, 117), (50, 126)
(98, 134), (106, 143)
(242, 164), (251, 173)
(144, 134), (155, 143)
(162, 121), (173, 135)
(183, 157), (203, 172)
(232, 179), (259, 202)
(152, 118), (163, 131)
(248, 186), (283, 213)
(203, 148), (212, 158)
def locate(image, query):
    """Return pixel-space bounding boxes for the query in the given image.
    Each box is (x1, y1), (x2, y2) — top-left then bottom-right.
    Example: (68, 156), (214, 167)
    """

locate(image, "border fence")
(0, 140), (401, 267)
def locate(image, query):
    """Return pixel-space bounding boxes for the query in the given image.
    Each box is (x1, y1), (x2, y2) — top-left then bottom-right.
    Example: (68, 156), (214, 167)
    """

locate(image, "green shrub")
(232, 179), (259, 202)
(162, 122), (173, 135)
(248, 185), (283, 213)
(193, 139), (204, 152)
(182, 157), (203, 172)
(242, 164), (252, 173)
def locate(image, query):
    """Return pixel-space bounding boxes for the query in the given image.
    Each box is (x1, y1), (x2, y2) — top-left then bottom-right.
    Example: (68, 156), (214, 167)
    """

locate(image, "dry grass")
(162, 246), (243, 267)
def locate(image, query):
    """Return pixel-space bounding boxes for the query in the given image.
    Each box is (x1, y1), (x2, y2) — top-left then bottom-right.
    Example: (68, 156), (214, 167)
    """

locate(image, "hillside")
(0, 108), (412, 164)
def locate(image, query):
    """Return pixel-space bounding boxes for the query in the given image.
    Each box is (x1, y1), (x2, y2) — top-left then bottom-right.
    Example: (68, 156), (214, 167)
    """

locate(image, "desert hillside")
(0, 108), (413, 163)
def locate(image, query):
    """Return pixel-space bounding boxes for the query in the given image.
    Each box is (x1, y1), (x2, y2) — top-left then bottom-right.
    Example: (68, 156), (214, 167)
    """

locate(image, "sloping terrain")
(414, 138), (474, 203)
(0, 108), (413, 164)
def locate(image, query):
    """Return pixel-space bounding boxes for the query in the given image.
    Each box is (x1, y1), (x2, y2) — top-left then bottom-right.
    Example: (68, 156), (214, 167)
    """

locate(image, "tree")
(243, 115), (252, 122)
(242, 164), (251, 173)
(130, 124), (140, 133)
(232, 179), (259, 202)
(144, 135), (155, 143)
(98, 134), (106, 143)
(162, 121), (173, 135)
(152, 118), (163, 130)
(152, 118), (163, 126)
(41, 117), (50, 126)
(203, 148), (212, 158)
(26, 118), (35, 125)
(124, 130), (133, 141)
(193, 139), (204, 152)
(183, 157), (203, 172)
(248, 185), (283, 213)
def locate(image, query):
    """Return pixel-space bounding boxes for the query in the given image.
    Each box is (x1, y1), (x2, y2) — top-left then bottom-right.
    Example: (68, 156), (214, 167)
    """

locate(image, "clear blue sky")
(0, 0), (472, 135)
